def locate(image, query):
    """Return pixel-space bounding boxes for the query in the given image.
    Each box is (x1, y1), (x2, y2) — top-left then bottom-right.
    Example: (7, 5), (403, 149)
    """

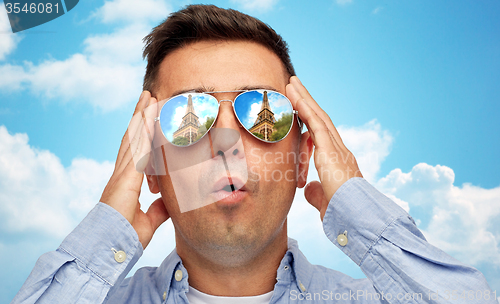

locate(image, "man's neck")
(175, 226), (288, 297)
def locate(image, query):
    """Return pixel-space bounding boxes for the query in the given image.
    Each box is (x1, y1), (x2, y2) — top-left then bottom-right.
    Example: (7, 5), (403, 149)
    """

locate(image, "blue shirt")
(12, 178), (496, 303)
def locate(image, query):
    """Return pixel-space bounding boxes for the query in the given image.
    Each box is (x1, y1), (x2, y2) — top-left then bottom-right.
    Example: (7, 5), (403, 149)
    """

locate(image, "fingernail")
(140, 91), (146, 100)
(295, 76), (302, 84)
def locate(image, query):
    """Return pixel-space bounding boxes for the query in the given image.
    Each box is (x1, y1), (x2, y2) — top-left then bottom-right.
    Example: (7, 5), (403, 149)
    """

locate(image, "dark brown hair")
(142, 4), (295, 93)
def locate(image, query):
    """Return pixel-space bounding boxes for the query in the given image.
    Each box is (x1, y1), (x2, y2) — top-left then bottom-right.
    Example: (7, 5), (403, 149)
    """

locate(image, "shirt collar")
(154, 237), (314, 296)
(285, 238), (314, 293)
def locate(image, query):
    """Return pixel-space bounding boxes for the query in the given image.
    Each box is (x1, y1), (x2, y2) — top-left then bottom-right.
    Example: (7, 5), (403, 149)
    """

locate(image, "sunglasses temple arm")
(293, 110), (304, 133)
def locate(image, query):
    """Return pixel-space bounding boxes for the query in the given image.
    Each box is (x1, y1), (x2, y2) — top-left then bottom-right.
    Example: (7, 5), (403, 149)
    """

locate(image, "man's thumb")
(304, 181), (329, 220)
(146, 197), (170, 231)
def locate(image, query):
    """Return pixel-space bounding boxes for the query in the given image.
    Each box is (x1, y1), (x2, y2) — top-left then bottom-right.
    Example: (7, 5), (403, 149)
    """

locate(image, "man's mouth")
(212, 176), (246, 193)
(221, 184), (236, 192)
(211, 176), (247, 206)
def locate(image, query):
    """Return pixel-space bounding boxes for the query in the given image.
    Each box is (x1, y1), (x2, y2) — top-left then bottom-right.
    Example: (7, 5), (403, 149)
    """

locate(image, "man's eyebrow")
(236, 85), (280, 92)
(168, 85), (280, 98)
(169, 86), (215, 98)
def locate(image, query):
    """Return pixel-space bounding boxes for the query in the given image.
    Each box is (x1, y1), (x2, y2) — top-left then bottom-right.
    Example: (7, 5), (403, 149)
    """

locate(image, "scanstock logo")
(4, 0), (79, 33)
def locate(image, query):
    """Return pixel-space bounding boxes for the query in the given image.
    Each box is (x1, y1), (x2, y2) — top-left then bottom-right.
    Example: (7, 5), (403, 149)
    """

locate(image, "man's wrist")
(59, 202), (143, 285)
(322, 177), (409, 265)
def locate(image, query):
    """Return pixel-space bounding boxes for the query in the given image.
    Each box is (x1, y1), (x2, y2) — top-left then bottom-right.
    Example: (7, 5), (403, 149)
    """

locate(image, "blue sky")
(0, 0), (499, 302)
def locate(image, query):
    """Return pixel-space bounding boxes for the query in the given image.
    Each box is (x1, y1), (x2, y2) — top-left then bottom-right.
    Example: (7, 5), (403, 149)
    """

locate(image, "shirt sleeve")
(322, 177), (497, 303)
(11, 202), (143, 304)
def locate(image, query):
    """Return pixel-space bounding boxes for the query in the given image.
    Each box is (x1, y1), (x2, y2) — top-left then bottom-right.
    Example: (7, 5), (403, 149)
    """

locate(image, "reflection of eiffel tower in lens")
(249, 91), (276, 141)
(173, 94), (201, 144)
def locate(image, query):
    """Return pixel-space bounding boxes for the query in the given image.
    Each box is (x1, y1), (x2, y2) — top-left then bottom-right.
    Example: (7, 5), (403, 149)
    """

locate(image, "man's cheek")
(248, 147), (262, 165)
(248, 165), (261, 183)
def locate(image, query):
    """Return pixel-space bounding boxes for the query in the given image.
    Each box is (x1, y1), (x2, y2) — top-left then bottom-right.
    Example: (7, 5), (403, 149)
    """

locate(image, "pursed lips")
(211, 176), (247, 193)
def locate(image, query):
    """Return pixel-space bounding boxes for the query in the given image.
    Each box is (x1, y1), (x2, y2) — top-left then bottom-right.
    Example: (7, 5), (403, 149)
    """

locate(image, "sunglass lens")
(234, 90), (294, 142)
(159, 93), (218, 146)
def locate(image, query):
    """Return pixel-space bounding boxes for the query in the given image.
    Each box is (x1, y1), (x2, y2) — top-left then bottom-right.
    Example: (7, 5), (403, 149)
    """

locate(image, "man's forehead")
(155, 40), (289, 99)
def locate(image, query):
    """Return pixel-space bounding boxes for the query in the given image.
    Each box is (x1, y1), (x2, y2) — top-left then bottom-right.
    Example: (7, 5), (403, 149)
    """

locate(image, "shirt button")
(163, 291), (167, 300)
(299, 282), (306, 292)
(114, 250), (127, 263)
(175, 269), (183, 281)
(337, 231), (348, 246)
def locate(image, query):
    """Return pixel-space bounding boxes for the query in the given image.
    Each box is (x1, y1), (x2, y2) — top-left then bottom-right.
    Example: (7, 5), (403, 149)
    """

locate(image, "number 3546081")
(5, 2), (59, 14)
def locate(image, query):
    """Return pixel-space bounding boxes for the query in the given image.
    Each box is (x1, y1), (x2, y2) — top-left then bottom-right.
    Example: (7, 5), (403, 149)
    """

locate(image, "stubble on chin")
(180, 181), (291, 268)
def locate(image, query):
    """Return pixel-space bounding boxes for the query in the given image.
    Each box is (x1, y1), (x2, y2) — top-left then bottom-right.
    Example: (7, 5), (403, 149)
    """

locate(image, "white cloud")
(0, 125), (114, 237)
(0, 63), (25, 90)
(0, 0), (171, 112)
(247, 102), (261, 126)
(0, 5), (21, 61)
(0, 125), (175, 299)
(336, 0), (353, 6)
(0, 23), (147, 111)
(377, 163), (500, 266)
(231, 0), (279, 12)
(0, 125), (167, 239)
(338, 119), (393, 183)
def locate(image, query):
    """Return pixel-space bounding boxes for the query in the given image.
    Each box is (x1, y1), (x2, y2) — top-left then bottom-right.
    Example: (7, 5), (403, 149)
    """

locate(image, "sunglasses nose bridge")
(209, 98), (244, 157)
(212, 98), (240, 130)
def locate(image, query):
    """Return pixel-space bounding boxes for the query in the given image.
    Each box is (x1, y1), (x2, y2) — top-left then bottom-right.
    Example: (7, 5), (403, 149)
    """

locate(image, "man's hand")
(286, 76), (363, 221)
(100, 91), (170, 249)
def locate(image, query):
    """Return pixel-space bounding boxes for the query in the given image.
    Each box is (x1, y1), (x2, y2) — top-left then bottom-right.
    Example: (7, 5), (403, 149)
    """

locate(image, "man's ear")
(297, 131), (314, 188)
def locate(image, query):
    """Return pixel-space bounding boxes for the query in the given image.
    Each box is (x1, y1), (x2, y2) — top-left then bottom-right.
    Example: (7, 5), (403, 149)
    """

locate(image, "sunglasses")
(155, 89), (302, 147)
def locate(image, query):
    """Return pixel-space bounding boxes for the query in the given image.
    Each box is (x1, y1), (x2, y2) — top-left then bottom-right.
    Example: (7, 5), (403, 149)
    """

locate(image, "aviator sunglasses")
(156, 89), (303, 147)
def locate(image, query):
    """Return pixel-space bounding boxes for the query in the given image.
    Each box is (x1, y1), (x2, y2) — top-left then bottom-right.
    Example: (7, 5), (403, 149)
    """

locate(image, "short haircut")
(142, 4), (295, 94)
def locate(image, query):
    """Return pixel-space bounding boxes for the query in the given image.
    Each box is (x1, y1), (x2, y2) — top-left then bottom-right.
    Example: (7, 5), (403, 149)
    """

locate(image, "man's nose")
(209, 100), (244, 157)
(213, 99), (241, 130)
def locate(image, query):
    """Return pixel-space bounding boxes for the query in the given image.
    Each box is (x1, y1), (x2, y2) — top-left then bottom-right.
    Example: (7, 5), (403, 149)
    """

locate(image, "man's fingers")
(289, 76), (331, 126)
(289, 83), (351, 201)
(114, 91), (151, 172)
(146, 197), (170, 232)
(286, 83), (338, 149)
(134, 91), (149, 115)
(289, 77), (345, 147)
(131, 108), (156, 172)
(290, 85), (336, 166)
(101, 159), (144, 224)
(116, 96), (158, 175)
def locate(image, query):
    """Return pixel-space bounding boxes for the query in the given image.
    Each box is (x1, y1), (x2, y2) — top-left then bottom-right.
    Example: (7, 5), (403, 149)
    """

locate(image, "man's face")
(149, 40), (307, 265)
